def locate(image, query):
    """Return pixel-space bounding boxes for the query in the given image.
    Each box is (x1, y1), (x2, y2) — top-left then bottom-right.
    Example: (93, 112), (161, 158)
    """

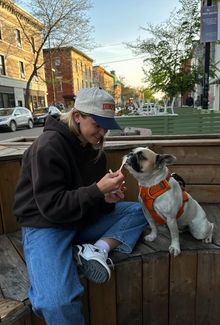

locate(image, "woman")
(13, 87), (147, 324)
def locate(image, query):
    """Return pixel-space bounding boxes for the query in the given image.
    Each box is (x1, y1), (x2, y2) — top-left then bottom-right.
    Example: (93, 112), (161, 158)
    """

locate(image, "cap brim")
(90, 114), (121, 130)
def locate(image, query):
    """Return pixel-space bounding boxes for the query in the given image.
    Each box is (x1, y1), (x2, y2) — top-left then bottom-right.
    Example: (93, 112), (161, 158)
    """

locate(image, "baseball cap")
(74, 87), (121, 130)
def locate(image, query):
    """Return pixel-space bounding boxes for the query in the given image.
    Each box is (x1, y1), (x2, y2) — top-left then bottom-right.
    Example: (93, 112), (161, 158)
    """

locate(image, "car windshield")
(0, 108), (14, 116)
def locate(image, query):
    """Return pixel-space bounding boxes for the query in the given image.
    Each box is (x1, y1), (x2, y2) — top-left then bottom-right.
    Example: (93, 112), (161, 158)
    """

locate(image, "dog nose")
(126, 153), (133, 164)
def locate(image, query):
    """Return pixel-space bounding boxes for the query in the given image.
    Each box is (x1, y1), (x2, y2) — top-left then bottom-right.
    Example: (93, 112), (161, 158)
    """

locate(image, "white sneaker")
(74, 244), (113, 284)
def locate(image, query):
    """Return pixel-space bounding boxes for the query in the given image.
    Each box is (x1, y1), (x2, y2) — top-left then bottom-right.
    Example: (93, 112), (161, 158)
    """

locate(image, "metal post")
(202, 0), (212, 109)
(51, 68), (56, 104)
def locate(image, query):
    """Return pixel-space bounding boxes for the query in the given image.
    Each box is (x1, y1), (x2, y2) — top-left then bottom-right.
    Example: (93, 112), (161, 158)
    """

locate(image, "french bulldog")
(123, 147), (214, 256)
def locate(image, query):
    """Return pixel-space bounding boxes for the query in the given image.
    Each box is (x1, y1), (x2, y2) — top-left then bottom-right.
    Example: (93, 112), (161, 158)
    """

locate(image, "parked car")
(33, 106), (62, 126)
(0, 107), (33, 132)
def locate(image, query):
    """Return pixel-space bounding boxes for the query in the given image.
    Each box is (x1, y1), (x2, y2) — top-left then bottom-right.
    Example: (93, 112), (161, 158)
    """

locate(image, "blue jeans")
(22, 201), (147, 324)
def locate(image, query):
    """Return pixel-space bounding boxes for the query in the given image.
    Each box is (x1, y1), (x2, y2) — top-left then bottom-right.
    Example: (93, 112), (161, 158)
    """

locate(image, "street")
(0, 126), (43, 141)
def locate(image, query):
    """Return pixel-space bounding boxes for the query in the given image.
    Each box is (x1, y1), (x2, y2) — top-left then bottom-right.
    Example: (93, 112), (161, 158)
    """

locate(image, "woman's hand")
(97, 170), (125, 194)
(104, 188), (126, 203)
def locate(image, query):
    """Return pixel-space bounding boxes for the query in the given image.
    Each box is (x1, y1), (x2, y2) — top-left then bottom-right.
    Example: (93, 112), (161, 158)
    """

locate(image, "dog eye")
(137, 152), (147, 160)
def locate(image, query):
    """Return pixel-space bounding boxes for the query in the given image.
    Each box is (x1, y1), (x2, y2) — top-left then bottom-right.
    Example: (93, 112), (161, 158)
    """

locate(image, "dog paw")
(169, 244), (181, 257)
(144, 233), (157, 242)
(203, 236), (212, 244)
(203, 223), (214, 243)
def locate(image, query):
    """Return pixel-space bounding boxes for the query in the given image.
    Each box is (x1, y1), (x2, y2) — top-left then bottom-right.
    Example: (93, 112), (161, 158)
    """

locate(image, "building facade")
(43, 47), (93, 108)
(0, 0), (47, 110)
(93, 65), (114, 95)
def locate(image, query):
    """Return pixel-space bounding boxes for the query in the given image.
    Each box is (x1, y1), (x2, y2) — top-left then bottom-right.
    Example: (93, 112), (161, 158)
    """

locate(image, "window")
(54, 57), (61, 66)
(38, 96), (45, 107)
(15, 29), (21, 47)
(0, 55), (6, 75)
(0, 25), (2, 40)
(19, 61), (25, 79)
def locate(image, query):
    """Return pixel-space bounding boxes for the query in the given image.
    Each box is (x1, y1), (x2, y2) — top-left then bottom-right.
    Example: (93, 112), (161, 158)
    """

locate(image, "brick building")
(0, 0), (47, 110)
(43, 47), (93, 108)
(93, 65), (114, 95)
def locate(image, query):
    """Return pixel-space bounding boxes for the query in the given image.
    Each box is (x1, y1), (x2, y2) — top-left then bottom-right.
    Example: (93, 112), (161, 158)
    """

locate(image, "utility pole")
(202, 0), (212, 109)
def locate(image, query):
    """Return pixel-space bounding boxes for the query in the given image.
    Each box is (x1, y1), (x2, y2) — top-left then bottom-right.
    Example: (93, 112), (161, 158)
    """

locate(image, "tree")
(127, 0), (202, 100)
(14, 0), (93, 108)
(143, 87), (155, 102)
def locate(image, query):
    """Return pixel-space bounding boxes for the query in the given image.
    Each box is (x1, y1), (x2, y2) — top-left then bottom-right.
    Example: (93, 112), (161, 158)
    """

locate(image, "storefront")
(0, 86), (15, 108)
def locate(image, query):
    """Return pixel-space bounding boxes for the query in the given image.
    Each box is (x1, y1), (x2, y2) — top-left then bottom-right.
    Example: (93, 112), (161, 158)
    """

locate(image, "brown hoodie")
(13, 116), (114, 228)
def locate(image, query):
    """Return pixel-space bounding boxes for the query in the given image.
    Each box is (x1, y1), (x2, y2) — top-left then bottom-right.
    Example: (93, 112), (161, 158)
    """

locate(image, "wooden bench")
(1, 208), (220, 324)
(0, 135), (220, 324)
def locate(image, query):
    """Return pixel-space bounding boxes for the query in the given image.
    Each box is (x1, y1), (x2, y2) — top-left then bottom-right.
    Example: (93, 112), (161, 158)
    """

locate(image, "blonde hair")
(60, 108), (104, 160)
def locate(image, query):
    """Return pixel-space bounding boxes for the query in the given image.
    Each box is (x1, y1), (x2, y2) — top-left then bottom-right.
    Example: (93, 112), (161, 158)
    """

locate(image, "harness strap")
(140, 175), (189, 225)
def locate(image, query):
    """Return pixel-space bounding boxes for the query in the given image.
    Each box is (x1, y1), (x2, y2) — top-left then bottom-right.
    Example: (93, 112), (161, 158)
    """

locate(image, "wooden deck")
(0, 135), (220, 324)
(1, 204), (220, 324)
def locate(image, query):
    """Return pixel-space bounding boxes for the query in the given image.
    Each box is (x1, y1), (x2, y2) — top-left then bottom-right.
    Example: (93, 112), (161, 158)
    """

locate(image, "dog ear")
(156, 154), (176, 168)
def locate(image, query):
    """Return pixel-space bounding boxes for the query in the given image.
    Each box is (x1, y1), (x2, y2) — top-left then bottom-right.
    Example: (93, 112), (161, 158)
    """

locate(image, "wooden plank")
(159, 145), (220, 165)
(179, 232), (220, 251)
(142, 252), (169, 325)
(169, 252), (197, 325)
(131, 240), (155, 256)
(202, 204), (220, 246)
(169, 165), (220, 185)
(0, 160), (21, 233)
(0, 147), (25, 160)
(116, 257), (142, 325)
(107, 134), (220, 141)
(111, 240), (155, 264)
(185, 185), (220, 203)
(89, 272), (117, 325)
(7, 231), (24, 260)
(0, 197), (3, 235)
(30, 312), (46, 325)
(141, 226), (171, 253)
(0, 298), (29, 322)
(80, 278), (90, 325)
(196, 251), (220, 325)
(0, 235), (29, 302)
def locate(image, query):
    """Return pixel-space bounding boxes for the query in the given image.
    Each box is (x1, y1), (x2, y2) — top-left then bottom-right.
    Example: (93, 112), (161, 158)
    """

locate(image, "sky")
(87, 0), (181, 88)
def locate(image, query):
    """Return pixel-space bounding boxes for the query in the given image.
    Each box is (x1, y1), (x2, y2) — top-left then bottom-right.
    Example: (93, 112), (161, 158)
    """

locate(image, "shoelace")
(106, 257), (114, 270)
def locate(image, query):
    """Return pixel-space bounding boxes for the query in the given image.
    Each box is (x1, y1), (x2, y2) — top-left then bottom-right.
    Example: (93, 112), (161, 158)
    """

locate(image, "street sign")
(200, 5), (218, 43)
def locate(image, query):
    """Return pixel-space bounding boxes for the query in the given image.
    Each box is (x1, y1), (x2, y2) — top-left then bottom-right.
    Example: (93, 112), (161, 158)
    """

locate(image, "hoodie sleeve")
(30, 136), (106, 225)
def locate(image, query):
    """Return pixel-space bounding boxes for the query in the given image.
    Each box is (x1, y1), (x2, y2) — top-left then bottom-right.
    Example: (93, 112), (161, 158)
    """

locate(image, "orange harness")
(139, 175), (189, 225)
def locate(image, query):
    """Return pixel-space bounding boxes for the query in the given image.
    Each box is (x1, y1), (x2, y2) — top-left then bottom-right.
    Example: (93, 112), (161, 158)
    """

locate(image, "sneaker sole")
(73, 246), (111, 284)
(78, 257), (110, 284)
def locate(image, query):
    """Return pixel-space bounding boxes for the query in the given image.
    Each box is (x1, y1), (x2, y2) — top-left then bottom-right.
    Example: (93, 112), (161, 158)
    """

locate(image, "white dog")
(123, 147), (214, 256)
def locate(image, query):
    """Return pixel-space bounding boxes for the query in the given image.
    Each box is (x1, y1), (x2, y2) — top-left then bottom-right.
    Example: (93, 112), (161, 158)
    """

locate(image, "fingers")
(97, 170), (125, 194)
(104, 190), (125, 203)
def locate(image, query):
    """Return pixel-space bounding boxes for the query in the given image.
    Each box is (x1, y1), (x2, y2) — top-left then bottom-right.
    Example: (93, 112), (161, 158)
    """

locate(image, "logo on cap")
(103, 103), (115, 111)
